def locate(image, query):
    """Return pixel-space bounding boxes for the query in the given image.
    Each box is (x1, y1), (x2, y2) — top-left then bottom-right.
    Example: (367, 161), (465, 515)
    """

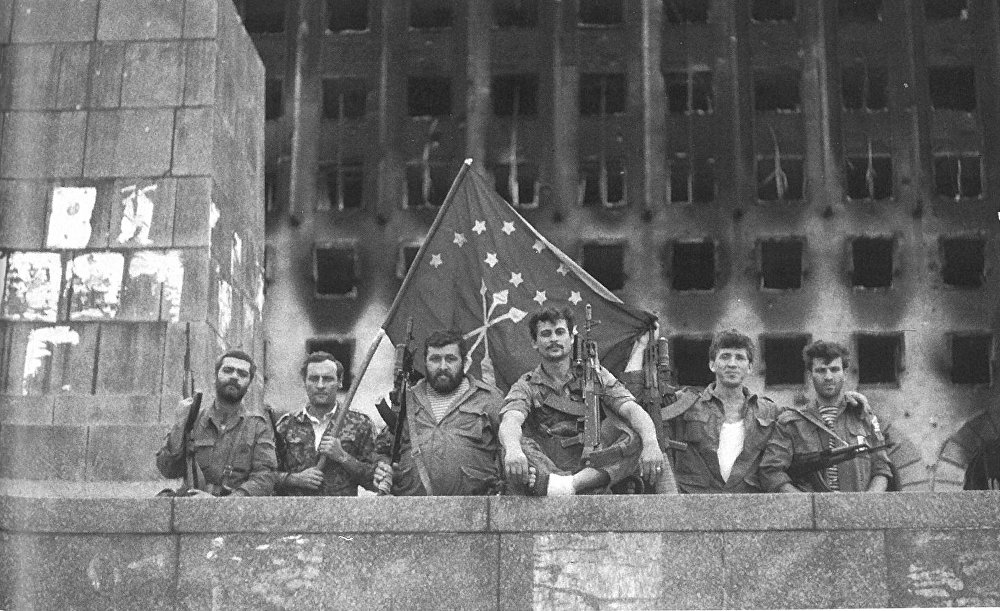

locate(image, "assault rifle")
(157, 322), (204, 497)
(377, 319), (415, 495)
(787, 441), (889, 486)
(640, 331), (687, 454)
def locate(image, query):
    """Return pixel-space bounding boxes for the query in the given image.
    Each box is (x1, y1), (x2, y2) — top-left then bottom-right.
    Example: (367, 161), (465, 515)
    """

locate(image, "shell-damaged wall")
(0, 0), (265, 481)
(258, 0), (998, 490)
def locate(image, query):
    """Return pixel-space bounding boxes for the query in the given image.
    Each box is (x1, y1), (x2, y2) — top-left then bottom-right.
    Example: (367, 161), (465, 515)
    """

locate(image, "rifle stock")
(787, 442), (889, 480)
(182, 391), (204, 492)
(378, 318), (414, 496)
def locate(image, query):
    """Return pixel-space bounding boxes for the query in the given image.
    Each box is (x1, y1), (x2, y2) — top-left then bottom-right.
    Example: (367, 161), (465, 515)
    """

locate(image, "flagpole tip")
(463, 158), (474, 166)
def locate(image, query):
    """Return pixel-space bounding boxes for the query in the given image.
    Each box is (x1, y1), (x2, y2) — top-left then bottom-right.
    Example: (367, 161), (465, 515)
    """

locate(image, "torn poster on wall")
(67, 252), (124, 320)
(118, 184), (157, 245)
(218, 277), (232, 337)
(22, 326), (80, 395)
(231, 231), (242, 279)
(2, 252), (62, 321)
(46, 186), (97, 249)
(127, 251), (184, 322)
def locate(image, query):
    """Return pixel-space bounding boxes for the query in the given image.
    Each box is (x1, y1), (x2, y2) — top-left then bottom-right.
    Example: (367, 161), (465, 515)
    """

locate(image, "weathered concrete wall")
(2, 490), (999, 609)
(0, 0), (265, 481)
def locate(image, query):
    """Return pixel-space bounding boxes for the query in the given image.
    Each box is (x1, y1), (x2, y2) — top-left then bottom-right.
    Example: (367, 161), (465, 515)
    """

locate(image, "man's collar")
(295, 402), (340, 424)
(206, 400), (245, 428)
(810, 395), (847, 412)
(527, 362), (573, 391)
(704, 382), (753, 401)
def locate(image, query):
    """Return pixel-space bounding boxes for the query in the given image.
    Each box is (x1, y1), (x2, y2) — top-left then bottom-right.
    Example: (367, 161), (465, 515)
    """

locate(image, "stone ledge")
(814, 490), (1000, 530)
(0, 495), (171, 533)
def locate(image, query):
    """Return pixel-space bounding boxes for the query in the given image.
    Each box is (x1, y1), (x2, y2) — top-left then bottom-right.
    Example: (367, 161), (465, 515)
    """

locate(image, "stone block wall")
(0, 0), (265, 481)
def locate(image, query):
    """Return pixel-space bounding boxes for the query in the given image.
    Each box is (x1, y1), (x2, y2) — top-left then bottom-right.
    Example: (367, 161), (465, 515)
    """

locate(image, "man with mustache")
(156, 349), (276, 496)
(271, 352), (379, 496)
(373, 329), (504, 495)
(760, 340), (893, 493)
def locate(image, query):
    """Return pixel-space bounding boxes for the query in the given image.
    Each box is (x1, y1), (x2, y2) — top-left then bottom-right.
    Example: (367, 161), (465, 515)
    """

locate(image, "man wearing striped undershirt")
(760, 340), (893, 493)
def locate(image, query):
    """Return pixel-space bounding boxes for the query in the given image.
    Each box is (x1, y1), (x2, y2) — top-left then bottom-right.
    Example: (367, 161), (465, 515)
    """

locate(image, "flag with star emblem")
(383, 160), (657, 391)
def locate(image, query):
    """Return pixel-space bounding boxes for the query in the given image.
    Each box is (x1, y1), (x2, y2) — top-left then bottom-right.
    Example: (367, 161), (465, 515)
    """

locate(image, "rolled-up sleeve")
(235, 420), (278, 496)
(501, 378), (534, 419)
(759, 421), (796, 492)
(597, 367), (636, 415)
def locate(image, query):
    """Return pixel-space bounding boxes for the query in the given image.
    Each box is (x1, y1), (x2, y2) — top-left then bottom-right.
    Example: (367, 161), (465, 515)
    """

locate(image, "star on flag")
(472, 220), (486, 234)
(509, 272), (523, 287)
(453, 232), (467, 247)
(502, 221), (516, 235)
(532, 240), (546, 253)
(429, 254), (443, 268)
(533, 290), (547, 305)
(568, 291), (582, 305)
(484, 252), (498, 268)
(556, 263), (568, 276)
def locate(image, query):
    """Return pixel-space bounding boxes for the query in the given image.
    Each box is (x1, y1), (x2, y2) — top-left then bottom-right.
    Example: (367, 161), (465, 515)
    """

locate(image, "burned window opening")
(839, 0), (882, 22)
(409, 0), (453, 28)
(762, 335), (810, 386)
(950, 334), (992, 384)
(928, 66), (976, 111)
(322, 78), (367, 120)
(314, 244), (357, 297)
(265, 79), (283, 120)
(925, 0), (968, 20)
(760, 238), (803, 290)
(305, 337), (356, 388)
(318, 159), (364, 211)
(756, 156), (804, 201)
(239, 0), (285, 33)
(580, 73), (626, 116)
(492, 74), (539, 117)
(494, 162), (538, 208)
(940, 236), (985, 288)
(665, 70), (713, 114)
(494, 0), (539, 28)
(851, 236), (894, 288)
(407, 76), (452, 117)
(754, 68), (801, 112)
(669, 157), (715, 204)
(672, 336), (714, 387)
(580, 158), (626, 207)
(406, 162), (450, 208)
(672, 241), (715, 291)
(856, 333), (903, 385)
(397, 243), (422, 279)
(933, 154), (982, 200)
(846, 155), (893, 200)
(752, 0), (796, 22)
(665, 0), (709, 24)
(327, 0), (369, 32)
(841, 63), (888, 111)
(582, 243), (626, 291)
(579, 0), (623, 25)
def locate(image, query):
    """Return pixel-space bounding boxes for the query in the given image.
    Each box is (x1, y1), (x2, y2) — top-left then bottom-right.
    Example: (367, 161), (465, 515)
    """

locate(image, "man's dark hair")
(708, 329), (755, 363)
(215, 349), (256, 379)
(527, 307), (575, 341)
(299, 351), (345, 381)
(802, 340), (851, 371)
(424, 329), (468, 361)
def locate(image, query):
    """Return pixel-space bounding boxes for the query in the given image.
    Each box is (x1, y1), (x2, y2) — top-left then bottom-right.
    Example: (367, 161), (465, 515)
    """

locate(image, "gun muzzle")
(656, 338), (670, 371)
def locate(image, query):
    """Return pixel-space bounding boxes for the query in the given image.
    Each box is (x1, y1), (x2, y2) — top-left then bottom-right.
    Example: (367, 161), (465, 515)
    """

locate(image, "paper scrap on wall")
(46, 186), (97, 249)
(2, 252), (62, 321)
(118, 184), (157, 245)
(218, 278), (232, 337)
(67, 252), (124, 320)
(231, 232), (242, 279)
(128, 250), (185, 322)
(22, 326), (79, 395)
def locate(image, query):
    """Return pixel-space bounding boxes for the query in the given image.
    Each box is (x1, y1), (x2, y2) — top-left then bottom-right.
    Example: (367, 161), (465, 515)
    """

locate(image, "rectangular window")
(579, 0), (623, 25)
(672, 336), (714, 387)
(754, 67), (801, 112)
(671, 241), (715, 290)
(841, 63), (888, 111)
(928, 66), (976, 111)
(752, 0), (796, 22)
(317, 159), (364, 211)
(494, 162), (538, 208)
(406, 162), (450, 208)
(856, 333), (903, 385)
(410, 0), (453, 28)
(665, 0), (709, 24)
(494, 0), (538, 27)
(762, 335), (810, 386)
(669, 156), (715, 204)
(305, 337), (355, 388)
(925, 0), (968, 20)
(933, 153), (982, 199)
(756, 156), (804, 201)
(265, 78), (283, 120)
(582, 243), (626, 291)
(327, 0), (369, 32)
(397, 243), (422, 279)
(240, 0), (285, 33)
(851, 236), (894, 288)
(407, 76), (452, 117)
(322, 78), (367, 120)
(492, 74), (539, 117)
(839, 0), (882, 22)
(665, 70), (713, 114)
(845, 155), (893, 200)
(760, 238), (803, 289)
(950, 333), (992, 384)
(314, 243), (358, 297)
(940, 236), (985, 288)
(580, 158), (626, 207)
(580, 73), (627, 116)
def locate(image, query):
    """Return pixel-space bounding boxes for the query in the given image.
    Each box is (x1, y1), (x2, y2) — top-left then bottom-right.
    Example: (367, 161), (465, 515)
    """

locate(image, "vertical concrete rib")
(463, 0), (490, 165)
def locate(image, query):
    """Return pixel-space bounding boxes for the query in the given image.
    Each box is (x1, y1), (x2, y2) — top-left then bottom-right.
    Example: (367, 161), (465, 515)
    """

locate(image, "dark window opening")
(934, 154), (982, 199)
(582, 243), (626, 291)
(240, 0), (285, 33)
(494, 0), (538, 28)
(305, 337), (355, 388)
(928, 66), (976, 111)
(846, 155), (893, 200)
(940, 236), (985, 288)
(672, 241), (715, 290)
(492, 74), (539, 116)
(665, 0), (709, 24)
(839, 0), (882, 22)
(579, 0), (623, 25)
(318, 160), (364, 211)
(665, 70), (713, 114)
(406, 163), (450, 207)
(397, 243), (421, 279)
(669, 157), (715, 204)
(407, 76), (451, 116)
(580, 73), (626, 116)
(314, 245), (357, 297)
(756, 156), (804, 200)
(841, 64), (888, 111)
(925, 0), (968, 20)
(322, 78), (367, 119)
(752, 0), (796, 22)
(951, 334), (992, 384)
(581, 158), (626, 207)
(495, 162), (538, 207)
(672, 337), (714, 387)
(754, 68), (800, 112)
(856, 333), (902, 385)
(327, 0), (369, 31)
(265, 79), (283, 120)
(410, 0), (453, 28)
(851, 236), (894, 288)
(760, 238), (803, 289)
(762, 335), (810, 386)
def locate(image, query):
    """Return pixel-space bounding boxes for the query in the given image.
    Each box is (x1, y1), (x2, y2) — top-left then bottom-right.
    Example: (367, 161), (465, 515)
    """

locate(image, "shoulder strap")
(797, 407), (850, 446)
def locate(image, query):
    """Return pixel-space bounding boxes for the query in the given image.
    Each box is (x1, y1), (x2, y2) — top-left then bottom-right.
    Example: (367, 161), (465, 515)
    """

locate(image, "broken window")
(582, 242), (626, 291)
(940, 236), (985, 288)
(314, 243), (358, 297)
(2, 252), (62, 321)
(579, 73), (626, 116)
(846, 155), (893, 200)
(579, 0), (623, 25)
(322, 78), (367, 120)
(933, 153), (982, 199)
(928, 65), (976, 111)
(754, 67), (801, 112)
(407, 76), (452, 117)
(410, 0), (453, 28)
(265, 78), (283, 120)
(672, 240), (715, 290)
(406, 162), (450, 208)
(841, 63), (888, 111)
(492, 74), (539, 117)
(839, 0), (882, 22)
(664, 70), (713, 114)
(123, 250), (184, 322)
(672, 336), (714, 387)
(327, 0), (369, 31)
(580, 158), (626, 207)
(752, 0), (796, 22)
(240, 0), (285, 33)
(762, 335), (810, 386)
(950, 333), (992, 384)
(851, 236), (894, 288)
(46, 186), (97, 249)
(925, 0), (968, 20)
(665, 0), (709, 24)
(669, 156), (715, 204)
(397, 243), (422, 279)
(67, 252), (124, 320)
(306, 337), (356, 388)
(494, 162), (538, 208)
(760, 238), (803, 289)
(856, 333), (903, 385)
(318, 159), (364, 211)
(756, 155), (804, 200)
(494, 0), (538, 27)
